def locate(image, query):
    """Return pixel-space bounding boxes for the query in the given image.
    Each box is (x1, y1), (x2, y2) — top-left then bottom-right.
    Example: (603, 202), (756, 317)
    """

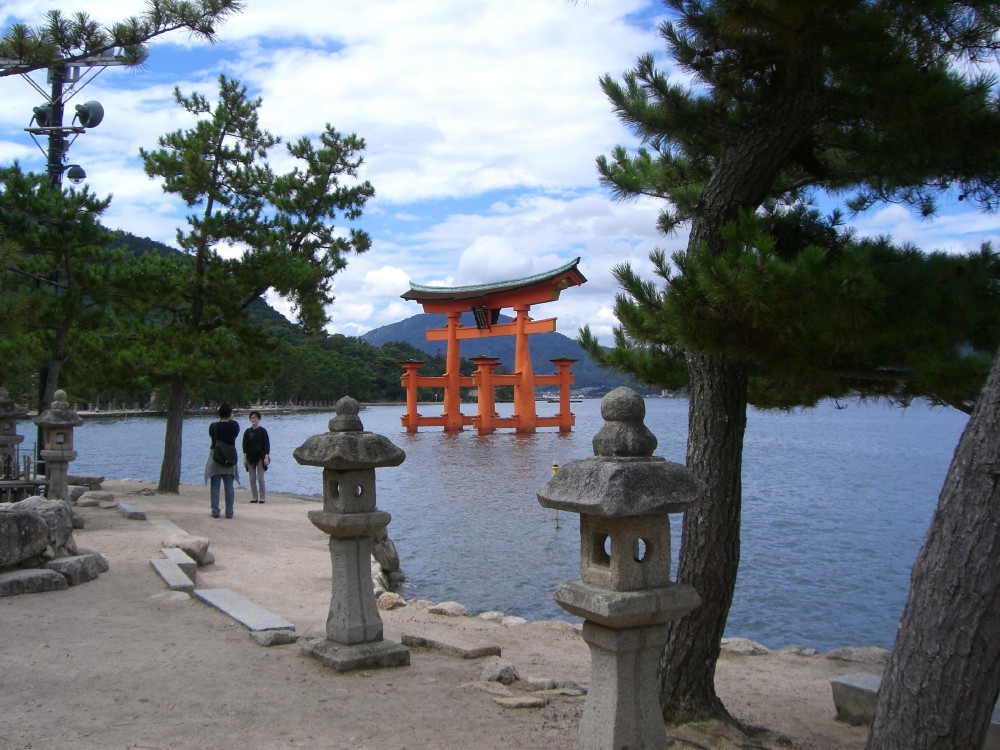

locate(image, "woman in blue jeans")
(204, 403), (240, 518)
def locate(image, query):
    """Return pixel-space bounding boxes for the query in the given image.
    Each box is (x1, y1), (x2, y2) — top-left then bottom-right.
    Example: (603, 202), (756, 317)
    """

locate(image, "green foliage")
(0, 163), (126, 403)
(595, 0), (1000, 724)
(0, 1), (243, 76)
(593, 0), (1000, 414)
(585, 206), (1000, 413)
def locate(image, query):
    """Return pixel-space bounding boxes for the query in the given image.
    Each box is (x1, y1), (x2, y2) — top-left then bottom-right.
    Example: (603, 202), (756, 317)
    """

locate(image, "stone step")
(148, 519), (186, 536)
(193, 588), (295, 632)
(159, 547), (197, 581)
(149, 558), (194, 593)
(400, 631), (501, 659)
(117, 500), (146, 520)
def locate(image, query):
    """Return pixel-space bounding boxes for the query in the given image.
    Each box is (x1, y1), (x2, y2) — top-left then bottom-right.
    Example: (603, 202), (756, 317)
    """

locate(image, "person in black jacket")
(205, 403), (240, 518)
(242, 410), (270, 504)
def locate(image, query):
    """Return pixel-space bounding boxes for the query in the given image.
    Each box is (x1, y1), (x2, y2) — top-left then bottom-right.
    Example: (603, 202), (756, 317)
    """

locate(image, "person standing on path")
(205, 403), (240, 518)
(242, 410), (270, 503)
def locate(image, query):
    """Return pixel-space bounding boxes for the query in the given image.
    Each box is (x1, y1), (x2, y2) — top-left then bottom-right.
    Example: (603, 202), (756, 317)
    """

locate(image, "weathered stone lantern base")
(301, 637), (410, 672)
(300, 512), (410, 672)
(577, 621), (670, 750)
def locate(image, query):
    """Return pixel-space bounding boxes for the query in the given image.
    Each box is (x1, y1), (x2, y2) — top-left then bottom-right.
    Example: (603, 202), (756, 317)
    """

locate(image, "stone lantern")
(0, 387), (28, 479)
(293, 396), (410, 671)
(32, 389), (82, 501)
(537, 387), (705, 750)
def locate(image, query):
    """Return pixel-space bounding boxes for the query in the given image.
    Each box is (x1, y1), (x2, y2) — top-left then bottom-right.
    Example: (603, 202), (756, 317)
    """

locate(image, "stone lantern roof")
(292, 397), (404, 470)
(536, 387), (704, 517)
(0, 388), (28, 420)
(32, 390), (83, 428)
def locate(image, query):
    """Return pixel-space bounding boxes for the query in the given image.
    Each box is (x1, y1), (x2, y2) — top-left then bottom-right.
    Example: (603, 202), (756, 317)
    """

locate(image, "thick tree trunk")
(659, 352), (749, 724)
(866, 351), (1000, 750)
(157, 376), (187, 494)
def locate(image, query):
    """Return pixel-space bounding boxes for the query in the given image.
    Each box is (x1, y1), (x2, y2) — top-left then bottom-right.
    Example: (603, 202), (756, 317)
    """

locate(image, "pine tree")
(867, 344), (1000, 748)
(0, 1), (242, 75)
(0, 164), (121, 404)
(134, 75), (373, 493)
(594, 0), (1000, 726)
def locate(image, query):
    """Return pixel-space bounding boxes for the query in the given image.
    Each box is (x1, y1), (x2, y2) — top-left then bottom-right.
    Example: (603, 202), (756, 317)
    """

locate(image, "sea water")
(66, 397), (966, 651)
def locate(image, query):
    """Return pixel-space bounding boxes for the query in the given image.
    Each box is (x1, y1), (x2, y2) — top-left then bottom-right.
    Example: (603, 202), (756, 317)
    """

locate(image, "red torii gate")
(399, 258), (587, 434)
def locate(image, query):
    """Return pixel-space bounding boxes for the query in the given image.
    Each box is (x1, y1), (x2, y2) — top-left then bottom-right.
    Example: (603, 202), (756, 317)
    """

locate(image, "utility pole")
(8, 55), (118, 472)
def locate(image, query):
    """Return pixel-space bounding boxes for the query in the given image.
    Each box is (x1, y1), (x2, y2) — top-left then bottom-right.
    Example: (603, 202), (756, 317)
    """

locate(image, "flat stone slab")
(401, 631), (502, 659)
(832, 672), (1000, 750)
(301, 637), (409, 671)
(193, 588), (295, 632)
(831, 672), (881, 725)
(160, 547), (197, 580)
(0, 568), (68, 596)
(148, 519), (187, 535)
(117, 500), (146, 521)
(149, 558), (194, 593)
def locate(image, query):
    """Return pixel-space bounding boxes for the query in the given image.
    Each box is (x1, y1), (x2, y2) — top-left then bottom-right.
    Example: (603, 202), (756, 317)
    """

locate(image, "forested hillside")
(106, 232), (513, 406)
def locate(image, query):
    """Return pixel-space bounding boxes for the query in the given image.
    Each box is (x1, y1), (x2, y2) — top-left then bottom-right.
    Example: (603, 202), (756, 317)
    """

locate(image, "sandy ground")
(1, 479), (880, 750)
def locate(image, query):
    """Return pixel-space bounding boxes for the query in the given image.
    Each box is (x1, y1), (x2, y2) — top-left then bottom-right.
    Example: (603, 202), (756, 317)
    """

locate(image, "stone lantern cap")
(293, 396), (405, 470)
(0, 388), (28, 419)
(32, 390), (83, 428)
(537, 387), (704, 517)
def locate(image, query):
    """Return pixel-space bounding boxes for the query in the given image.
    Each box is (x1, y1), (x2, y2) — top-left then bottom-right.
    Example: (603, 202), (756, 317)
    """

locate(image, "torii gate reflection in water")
(399, 258), (586, 435)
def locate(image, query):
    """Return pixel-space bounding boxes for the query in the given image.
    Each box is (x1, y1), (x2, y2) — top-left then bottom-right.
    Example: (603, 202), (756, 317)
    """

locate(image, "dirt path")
(0, 479), (876, 750)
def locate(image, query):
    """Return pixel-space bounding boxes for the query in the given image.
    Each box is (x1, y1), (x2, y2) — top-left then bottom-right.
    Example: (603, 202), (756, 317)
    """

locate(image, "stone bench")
(832, 673), (1000, 749)
(149, 558), (194, 593)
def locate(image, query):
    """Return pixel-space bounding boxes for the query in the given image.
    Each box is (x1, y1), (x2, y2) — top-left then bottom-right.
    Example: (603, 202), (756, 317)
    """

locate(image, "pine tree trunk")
(659, 351), (749, 724)
(866, 351), (1000, 750)
(157, 376), (187, 494)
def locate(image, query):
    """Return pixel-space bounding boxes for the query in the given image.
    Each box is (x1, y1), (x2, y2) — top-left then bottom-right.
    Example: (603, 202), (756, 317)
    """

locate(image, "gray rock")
(502, 616), (528, 627)
(377, 592), (406, 610)
(45, 551), (109, 586)
(825, 646), (891, 665)
(523, 676), (557, 690)
(477, 610), (505, 623)
(12, 497), (77, 554)
(428, 600), (470, 617)
(372, 536), (401, 575)
(721, 637), (770, 656)
(481, 657), (520, 685)
(68, 485), (88, 501)
(0, 567), (68, 596)
(0, 506), (49, 568)
(493, 695), (548, 709)
(251, 629), (299, 647)
(162, 534), (213, 566)
(78, 490), (115, 506)
(463, 680), (514, 697)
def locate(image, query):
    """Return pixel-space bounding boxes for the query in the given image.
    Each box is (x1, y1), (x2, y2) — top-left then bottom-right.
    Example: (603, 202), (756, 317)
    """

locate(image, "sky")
(2, 0), (999, 345)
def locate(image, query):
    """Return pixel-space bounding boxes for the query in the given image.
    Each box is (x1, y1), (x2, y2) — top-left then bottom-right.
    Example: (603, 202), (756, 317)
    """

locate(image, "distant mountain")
(362, 312), (632, 391)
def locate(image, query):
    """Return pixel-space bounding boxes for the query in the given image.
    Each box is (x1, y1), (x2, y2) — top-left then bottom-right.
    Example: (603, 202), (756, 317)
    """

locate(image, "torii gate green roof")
(402, 257), (585, 303)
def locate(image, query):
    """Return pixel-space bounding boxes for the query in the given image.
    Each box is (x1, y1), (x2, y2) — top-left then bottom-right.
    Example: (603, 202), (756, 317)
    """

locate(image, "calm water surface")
(67, 398), (967, 651)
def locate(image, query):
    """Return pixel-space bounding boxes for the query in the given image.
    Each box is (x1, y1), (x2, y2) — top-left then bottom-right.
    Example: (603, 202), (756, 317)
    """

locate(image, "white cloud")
(7, 0), (996, 353)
